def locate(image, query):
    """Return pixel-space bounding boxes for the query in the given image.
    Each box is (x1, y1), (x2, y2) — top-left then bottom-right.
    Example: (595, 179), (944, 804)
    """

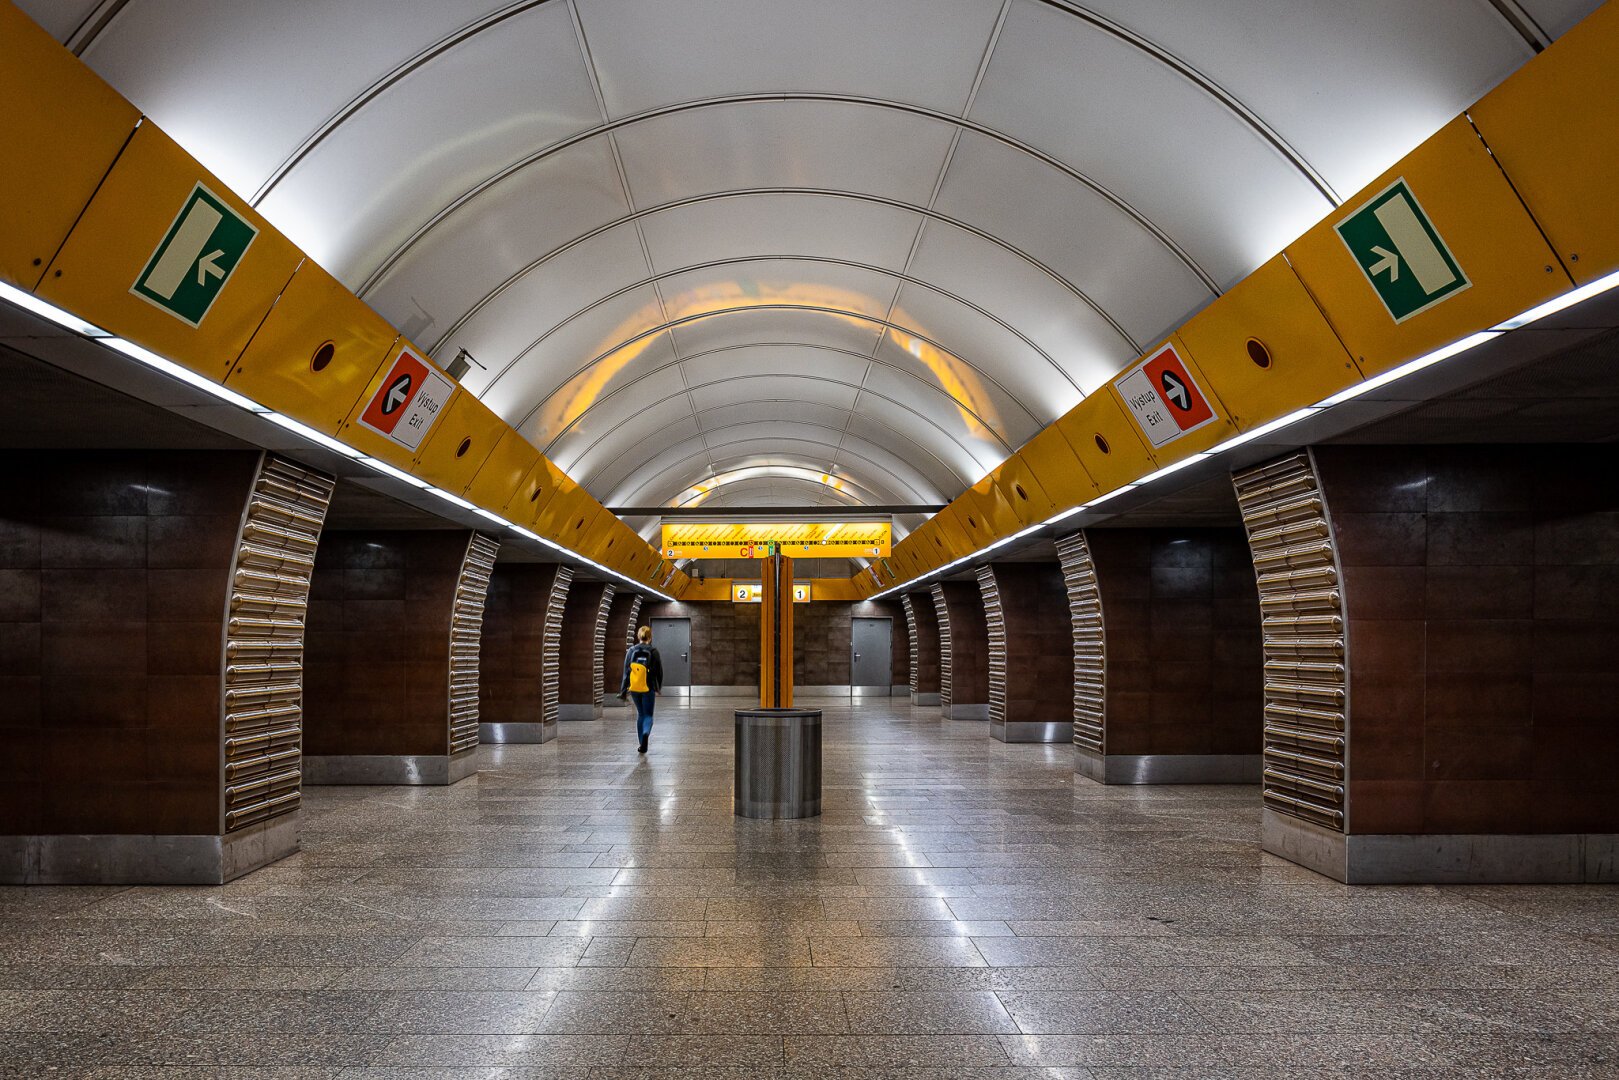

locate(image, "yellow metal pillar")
(759, 554), (795, 708)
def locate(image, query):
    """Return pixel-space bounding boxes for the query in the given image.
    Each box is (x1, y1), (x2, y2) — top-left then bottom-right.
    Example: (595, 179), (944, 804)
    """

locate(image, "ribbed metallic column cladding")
(900, 595), (921, 695)
(1055, 532), (1106, 753)
(448, 533), (500, 756)
(543, 567), (574, 730)
(221, 454), (333, 833)
(1232, 451), (1348, 832)
(593, 585), (616, 705)
(623, 595), (643, 652)
(977, 566), (1007, 729)
(931, 584), (953, 709)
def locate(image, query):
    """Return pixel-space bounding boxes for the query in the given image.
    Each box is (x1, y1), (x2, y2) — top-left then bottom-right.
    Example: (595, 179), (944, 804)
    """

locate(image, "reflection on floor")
(2, 697), (1618, 1077)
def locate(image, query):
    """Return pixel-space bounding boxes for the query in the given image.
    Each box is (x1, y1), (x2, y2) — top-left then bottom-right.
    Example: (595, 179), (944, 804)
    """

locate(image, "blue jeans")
(630, 691), (655, 741)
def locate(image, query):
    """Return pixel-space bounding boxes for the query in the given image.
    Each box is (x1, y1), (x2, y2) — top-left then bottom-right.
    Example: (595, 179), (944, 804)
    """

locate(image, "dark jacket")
(620, 642), (663, 694)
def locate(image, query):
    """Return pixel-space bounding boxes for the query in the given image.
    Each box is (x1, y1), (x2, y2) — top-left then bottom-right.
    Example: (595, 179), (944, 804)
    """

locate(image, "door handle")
(853, 653), (860, 660)
(681, 653), (688, 661)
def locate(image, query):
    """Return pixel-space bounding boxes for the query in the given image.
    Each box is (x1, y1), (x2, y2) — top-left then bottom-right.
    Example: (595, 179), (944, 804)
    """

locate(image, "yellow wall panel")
(1285, 115), (1571, 380)
(994, 450), (1062, 525)
(1053, 391), (1157, 495)
(534, 481), (597, 546)
(226, 260), (397, 433)
(1104, 336), (1240, 463)
(509, 457), (568, 525)
(335, 339), (453, 474)
(814, 578), (863, 602)
(464, 429), (541, 514)
(954, 484), (1011, 548)
(0, 4), (140, 292)
(37, 121), (303, 379)
(933, 506), (978, 559)
(1469, 3), (1619, 284)
(412, 387), (505, 494)
(1013, 427), (1097, 517)
(1177, 256), (1361, 427)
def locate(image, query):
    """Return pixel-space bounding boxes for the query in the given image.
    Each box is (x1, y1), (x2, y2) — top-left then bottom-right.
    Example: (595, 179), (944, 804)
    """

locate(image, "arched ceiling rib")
(29, 0), (1597, 510)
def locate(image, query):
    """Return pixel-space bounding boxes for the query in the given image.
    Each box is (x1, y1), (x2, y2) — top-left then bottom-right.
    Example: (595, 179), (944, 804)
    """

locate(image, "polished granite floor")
(3, 697), (1618, 1078)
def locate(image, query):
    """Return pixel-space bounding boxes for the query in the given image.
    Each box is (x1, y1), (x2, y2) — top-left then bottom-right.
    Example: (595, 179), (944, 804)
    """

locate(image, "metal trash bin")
(733, 708), (822, 818)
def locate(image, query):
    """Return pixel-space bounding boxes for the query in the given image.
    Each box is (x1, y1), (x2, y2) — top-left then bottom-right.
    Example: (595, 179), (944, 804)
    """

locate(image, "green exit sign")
(1335, 178), (1469, 323)
(131, 183), (258, 327)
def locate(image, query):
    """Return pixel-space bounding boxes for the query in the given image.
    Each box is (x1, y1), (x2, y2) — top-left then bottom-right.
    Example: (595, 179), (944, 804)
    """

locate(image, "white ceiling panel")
(430, 223), (651, 392)
(15, 0), (100, 40)
(860, 363), (1030, 462)
(906, 223), (1134, 394)
(568, 410), (701, 490)
(638, 193), (921, 275)
(655, 259), (901, 327)
(934, 130), (1213, 344)
(698, 400), (853, 432)
(258, 2), (600, 280)
(576, 0), (1004, 118)
(689, 374), (859, 414)
(699, 422), (942, 500)
(668, 307), (885, 360)
(70, 0), (516, 197)
(681, 345), (871, 390)
(844, 411), (983, 485)
(1077, 0), (1533, 199)
(881, 287), (1067, 425)
(490, 285), (670, 431)
(362, 137), (630, 336)
(614, 100), (957, 209)
(1521, 0), (1605, 37)
(971, 0), (1333, 286)
(541, 360), (690, 467)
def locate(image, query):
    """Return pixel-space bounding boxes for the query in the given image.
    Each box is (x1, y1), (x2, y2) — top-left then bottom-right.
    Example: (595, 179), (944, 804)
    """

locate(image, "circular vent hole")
(1094, 434), (1111, 454)
(455, 437), (472, 458)
(311, 341), (335, 372)
(530, 487), (543, 502)
(966, 516), (978, 529)
(1246, 337), (1273, 369)
(1014, 484), (1028, 501)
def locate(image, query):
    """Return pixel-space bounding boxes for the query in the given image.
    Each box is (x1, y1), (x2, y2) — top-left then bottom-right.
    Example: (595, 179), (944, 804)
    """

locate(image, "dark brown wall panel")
(602, 592), (643, 697)
(480, 563), (566, 729)
(1313, 444), (1619, 836)
(0, 449), (262, 836)
(901, 593), (940, 695)
(978, 562), (1071, 726)
(641, 600), (760, 686)
(559, 581), (612, 707)
(304, 530), (481, 758)
(932, 581), (989, 708)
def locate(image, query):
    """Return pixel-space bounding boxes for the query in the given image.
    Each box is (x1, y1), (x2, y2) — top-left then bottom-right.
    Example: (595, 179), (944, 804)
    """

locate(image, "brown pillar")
(601, 591), (643, 710)
(559, 580), (613, 719)
(901, 593), (940, 705)
(1240, 446), (1619, 884)
(1062, 527), (1263, 784)
(0, 450), (331, 884)
(978, 563), (1071, 742)
(932, 581), (988, 720)
(480, 563), (571, 743)
(303, 529), (497, 784)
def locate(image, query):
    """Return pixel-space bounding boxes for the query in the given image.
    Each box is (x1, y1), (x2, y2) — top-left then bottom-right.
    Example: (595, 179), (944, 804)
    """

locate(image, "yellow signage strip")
(663, 521), (890, 560)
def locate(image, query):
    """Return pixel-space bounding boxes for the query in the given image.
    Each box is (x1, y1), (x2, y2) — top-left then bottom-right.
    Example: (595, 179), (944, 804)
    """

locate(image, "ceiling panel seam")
(521, 307), (1031, 450)
(560, 367), (992, 491)
(638, 454), (891, 507)
(613, 434), (934, 504)
(433, 189), (1138, 360)
(1033, 0), (1339, 203)
(491, 254), (1072, 383)
(353, 94), (1217, 297)
(573, 377), (974, 494)
(564, 0), (721, 480)
(837, 0), (1016, 476)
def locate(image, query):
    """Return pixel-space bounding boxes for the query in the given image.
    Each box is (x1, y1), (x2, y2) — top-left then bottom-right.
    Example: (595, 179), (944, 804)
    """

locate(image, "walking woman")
(618, 625), (664, 754)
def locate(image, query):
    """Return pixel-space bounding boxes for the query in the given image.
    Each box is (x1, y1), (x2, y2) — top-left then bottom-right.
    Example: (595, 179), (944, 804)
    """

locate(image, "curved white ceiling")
(27, 0), (1595, 510)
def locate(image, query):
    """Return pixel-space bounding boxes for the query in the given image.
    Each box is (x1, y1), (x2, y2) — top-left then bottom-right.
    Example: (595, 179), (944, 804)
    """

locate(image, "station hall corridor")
(4, 700), (1617, 1076)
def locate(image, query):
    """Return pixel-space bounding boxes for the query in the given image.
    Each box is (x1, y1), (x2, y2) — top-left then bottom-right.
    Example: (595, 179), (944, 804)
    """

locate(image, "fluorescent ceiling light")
(425, 487), (478, 512)
(1320, 330), (1500, 406)
(0, 282), (110, 337)
(263, 412), (363, 457)
(1135, 453), (1211, 487)
(1212, 407), (1323, 453)
(1492, 268), (1619, 330)
(357, 455), (429, 488)
(105, 337), (268, 412)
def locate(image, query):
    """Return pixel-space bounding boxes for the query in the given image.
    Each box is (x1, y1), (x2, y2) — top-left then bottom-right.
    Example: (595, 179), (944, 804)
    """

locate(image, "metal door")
(650, 617), (692, 691)
(851, 617), (892, 693)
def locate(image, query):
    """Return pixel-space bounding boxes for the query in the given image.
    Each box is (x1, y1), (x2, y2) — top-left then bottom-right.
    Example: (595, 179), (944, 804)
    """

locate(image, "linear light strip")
(0, 284), (673, 601)
(873, 272), (1619, 600)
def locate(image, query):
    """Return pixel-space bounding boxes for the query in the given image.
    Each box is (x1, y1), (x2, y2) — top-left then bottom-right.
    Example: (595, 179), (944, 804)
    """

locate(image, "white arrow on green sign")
(1335, 178), (1469, 323)
(131, 183), (258, 328)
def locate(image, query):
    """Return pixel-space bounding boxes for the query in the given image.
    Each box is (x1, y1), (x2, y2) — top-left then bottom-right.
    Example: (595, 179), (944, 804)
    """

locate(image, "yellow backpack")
(628, 647), (651, 693)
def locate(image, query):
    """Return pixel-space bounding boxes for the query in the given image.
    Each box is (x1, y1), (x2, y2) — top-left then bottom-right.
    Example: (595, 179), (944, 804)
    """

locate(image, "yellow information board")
(664, 522), (890, 560)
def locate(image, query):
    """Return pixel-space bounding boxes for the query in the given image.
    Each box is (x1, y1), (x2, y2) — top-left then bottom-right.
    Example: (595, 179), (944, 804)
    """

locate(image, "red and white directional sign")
(357, 349), (455, 451)
(1114, 343), (1217, 449)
